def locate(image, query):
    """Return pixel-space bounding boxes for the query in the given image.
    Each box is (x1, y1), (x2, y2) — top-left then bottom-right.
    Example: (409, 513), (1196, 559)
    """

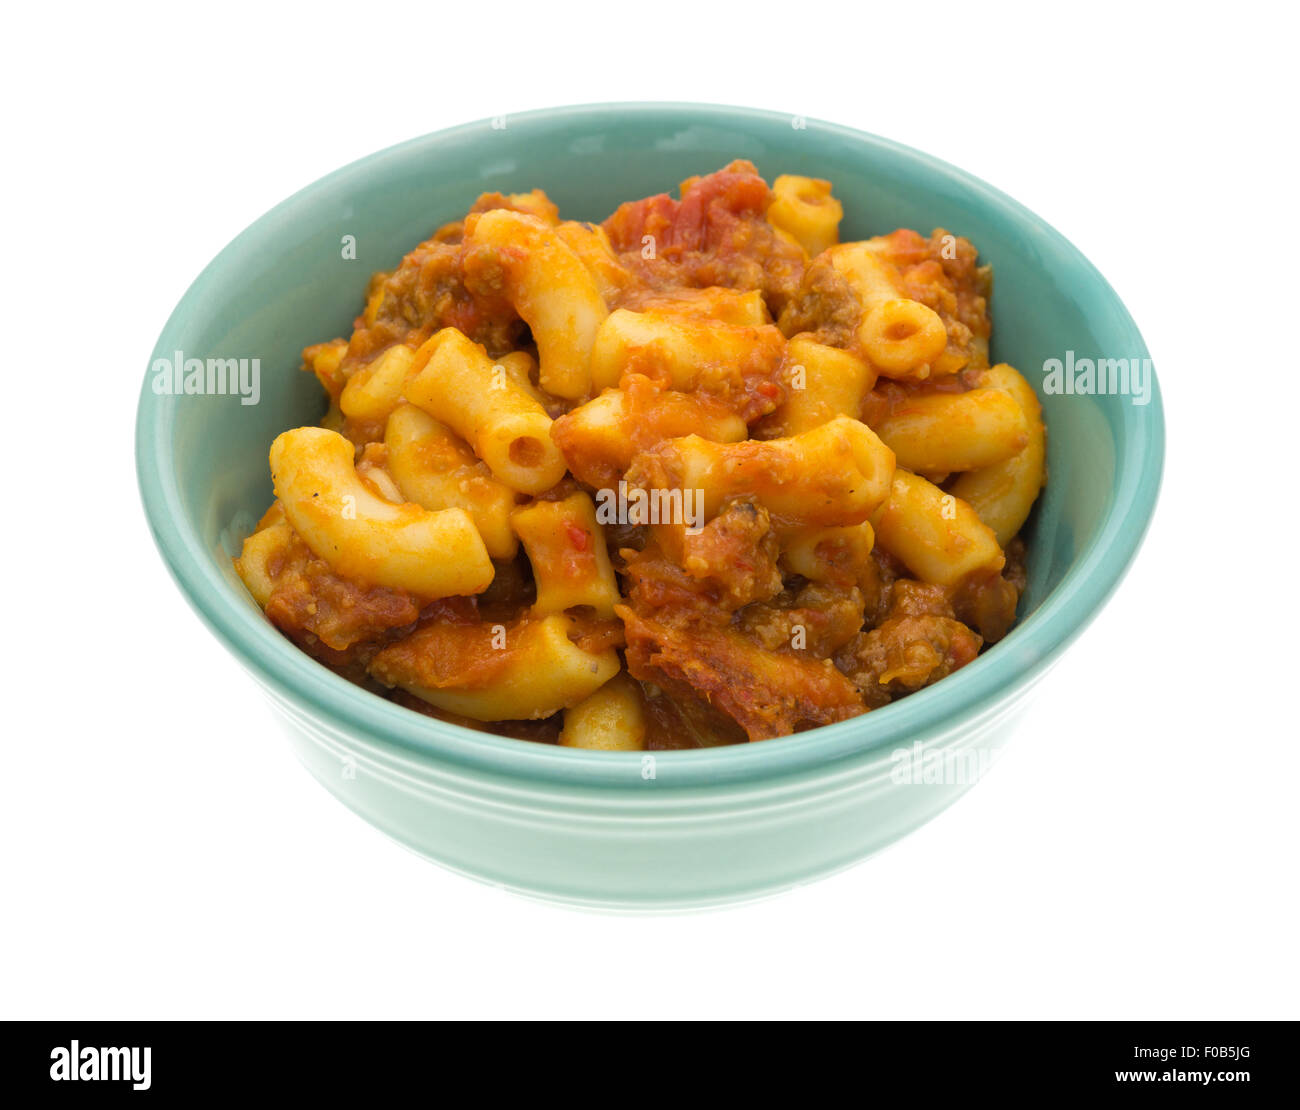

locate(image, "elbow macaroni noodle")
(404, 327), (567, 495)
(270, 426), (494, 599)
(463, 208), (608, 400)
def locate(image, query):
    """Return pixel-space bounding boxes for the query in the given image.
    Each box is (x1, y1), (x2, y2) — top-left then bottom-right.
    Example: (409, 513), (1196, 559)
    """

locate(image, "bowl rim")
(136, 100), (1165, 789)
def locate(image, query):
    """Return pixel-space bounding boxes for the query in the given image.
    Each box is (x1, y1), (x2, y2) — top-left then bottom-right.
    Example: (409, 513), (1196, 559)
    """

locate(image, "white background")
(3, 1), (1296, 1019)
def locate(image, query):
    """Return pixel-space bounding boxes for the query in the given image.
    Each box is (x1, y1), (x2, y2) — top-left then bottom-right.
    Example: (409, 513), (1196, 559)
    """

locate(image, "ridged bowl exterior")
(264, 669), (1044, 909)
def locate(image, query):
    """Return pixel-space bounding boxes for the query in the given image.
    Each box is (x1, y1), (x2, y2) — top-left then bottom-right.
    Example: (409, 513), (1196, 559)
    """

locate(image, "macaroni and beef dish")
(234, 162), (1046, 749)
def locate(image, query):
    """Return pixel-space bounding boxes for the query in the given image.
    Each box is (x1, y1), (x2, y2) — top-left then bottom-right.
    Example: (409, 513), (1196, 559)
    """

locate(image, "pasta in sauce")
(235, 161), (1046, 749)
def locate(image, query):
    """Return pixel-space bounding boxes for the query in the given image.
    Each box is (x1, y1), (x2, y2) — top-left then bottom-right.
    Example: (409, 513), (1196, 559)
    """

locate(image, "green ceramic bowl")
(136, 103), (1163, 909)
